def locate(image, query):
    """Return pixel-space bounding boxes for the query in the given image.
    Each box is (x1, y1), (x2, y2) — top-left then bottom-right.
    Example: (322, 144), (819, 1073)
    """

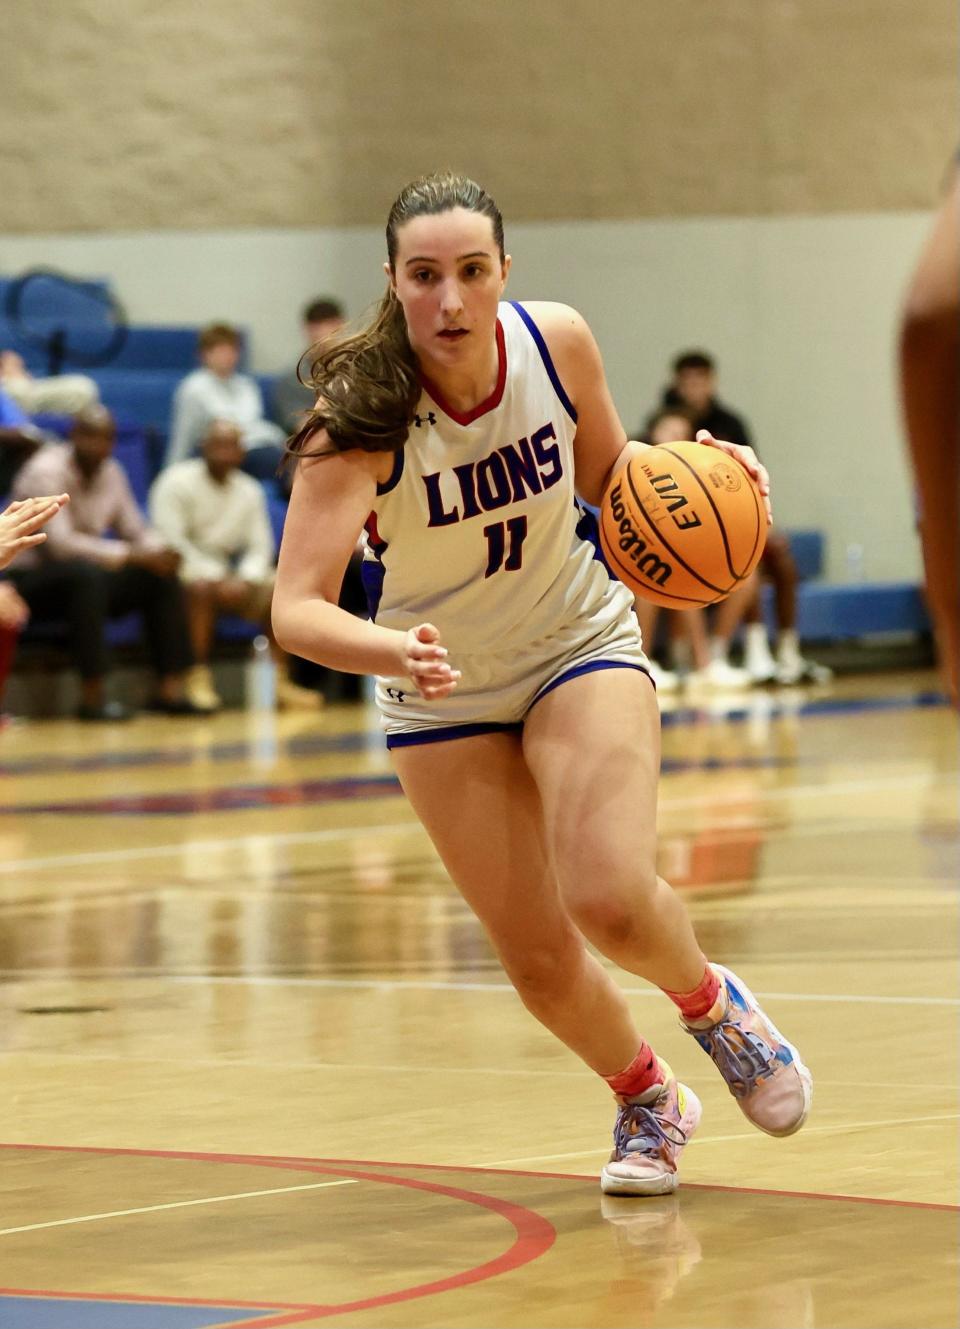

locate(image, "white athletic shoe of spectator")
(774, 630), (833, 685)
(685, 659), (752, 691)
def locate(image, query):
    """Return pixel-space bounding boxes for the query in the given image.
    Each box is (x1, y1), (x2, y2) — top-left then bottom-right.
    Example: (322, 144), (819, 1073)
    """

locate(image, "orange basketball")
(599, 440), (767, 608)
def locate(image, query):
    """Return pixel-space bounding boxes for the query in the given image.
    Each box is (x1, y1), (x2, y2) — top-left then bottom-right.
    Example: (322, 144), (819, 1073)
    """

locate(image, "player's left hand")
(696, 429), (772, 525)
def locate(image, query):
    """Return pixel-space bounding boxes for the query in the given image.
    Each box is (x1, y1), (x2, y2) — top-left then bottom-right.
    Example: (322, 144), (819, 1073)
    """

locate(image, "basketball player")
(900, 165), (959, 710)
(273, 173), (812, 1196)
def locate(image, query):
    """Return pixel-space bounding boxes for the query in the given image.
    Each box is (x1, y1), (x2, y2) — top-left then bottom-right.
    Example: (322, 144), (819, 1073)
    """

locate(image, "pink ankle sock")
(603, 1041), (663, 1099)
(663, 963), (722, 1022)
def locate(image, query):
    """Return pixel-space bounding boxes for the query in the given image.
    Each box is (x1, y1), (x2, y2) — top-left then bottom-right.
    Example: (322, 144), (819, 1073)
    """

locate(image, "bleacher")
(2, 269), (930, 678)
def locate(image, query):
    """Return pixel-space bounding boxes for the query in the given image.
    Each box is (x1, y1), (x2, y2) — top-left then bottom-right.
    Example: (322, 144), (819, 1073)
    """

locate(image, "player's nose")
(439, 279), (464, 317)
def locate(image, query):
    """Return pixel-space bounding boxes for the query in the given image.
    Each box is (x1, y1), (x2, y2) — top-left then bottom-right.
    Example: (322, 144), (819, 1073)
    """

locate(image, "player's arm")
(272, 436), (459, 698)
(899, 167), (960, 706)
(532, 304), (771, 518)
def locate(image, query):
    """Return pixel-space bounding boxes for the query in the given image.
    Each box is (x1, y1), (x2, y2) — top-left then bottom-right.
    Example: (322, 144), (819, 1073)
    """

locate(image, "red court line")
(0, 1144), (557, 1325)
(3, 1140), (957, 1211)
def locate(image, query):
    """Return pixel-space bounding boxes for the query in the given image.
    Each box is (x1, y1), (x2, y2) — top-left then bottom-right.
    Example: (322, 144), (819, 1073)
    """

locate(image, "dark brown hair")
(672, 349), (715, 374)
(287, 172), (505, 460)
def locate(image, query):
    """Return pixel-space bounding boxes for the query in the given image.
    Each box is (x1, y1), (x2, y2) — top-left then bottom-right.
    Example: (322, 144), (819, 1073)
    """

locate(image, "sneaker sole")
(710, 964), (813, 1137)
(599, 1088), (702, 1196)
(600, 1166), (679, 1197)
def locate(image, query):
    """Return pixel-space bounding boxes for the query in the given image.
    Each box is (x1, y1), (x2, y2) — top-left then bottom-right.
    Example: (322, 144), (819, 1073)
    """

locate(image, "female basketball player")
(273, 173), (811, 1196)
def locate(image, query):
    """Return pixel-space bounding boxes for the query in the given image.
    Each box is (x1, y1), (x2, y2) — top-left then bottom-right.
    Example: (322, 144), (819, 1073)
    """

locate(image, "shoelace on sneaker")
(693, 1021), (777, 1098)
(614, 1102), (687, 1158)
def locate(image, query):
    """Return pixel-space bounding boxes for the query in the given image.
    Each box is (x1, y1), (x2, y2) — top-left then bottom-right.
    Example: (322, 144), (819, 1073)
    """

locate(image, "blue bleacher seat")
(795, 583), (930, 641)
(87, 369), (182, 434)
(787, 530), (824, 581)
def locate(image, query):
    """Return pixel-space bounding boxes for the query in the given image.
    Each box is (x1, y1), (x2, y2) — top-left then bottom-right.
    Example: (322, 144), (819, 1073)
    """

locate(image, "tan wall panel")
(2, 0), (956, 233)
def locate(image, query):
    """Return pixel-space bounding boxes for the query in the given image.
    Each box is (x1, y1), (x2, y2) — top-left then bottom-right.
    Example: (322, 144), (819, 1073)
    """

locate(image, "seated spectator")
(651, 350), (830, 686)
(271, 297), (346, 436)
(1, 349), (99, 418)
(635, 408), (750, 691)
(8, 405), (208, 721)
(149, 420), (320, 712)
(0, 494), (69, 714)
(0, 385), (47, 495)
(165, 323), (286, 478)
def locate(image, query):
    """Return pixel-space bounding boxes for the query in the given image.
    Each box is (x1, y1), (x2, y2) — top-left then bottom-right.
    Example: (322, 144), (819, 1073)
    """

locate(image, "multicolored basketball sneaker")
(601, 1063), (702, 1196)
(683, 964), (812, 1137)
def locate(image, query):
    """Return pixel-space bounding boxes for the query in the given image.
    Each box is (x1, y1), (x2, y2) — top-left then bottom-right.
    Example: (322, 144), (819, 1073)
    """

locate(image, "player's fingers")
(418, 678), (460, 700)
(13, 501), (60, 533)
(414, 622), (441, 644)
(408, 641), (448, 661)
(696, 430), (773, 524)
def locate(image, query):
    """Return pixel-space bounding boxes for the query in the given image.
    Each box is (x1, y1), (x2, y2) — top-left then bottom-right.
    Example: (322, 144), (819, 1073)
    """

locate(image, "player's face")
(388, 208), (510, 371)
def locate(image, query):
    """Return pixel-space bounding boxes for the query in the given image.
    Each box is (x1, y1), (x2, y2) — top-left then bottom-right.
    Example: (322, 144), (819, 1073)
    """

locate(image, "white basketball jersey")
(363, 300), (633, 653)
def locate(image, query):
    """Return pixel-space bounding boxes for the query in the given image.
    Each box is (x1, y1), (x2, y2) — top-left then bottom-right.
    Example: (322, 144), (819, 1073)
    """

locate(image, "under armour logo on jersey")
(414, 412), (437, 428)
(385, 687), (408, 703)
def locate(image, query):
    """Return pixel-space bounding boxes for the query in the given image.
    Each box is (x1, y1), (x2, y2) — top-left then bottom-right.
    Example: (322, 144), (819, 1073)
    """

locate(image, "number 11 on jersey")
(483, 515), (528, 577)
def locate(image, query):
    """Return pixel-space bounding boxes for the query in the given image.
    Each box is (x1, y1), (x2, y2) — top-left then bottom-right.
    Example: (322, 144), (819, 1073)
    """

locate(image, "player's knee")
(501, 932), (581, 1007)
(567, 884), (655, 956)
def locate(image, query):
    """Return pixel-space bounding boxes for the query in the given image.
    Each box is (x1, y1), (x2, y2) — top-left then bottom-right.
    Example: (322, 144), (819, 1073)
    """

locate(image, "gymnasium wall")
(3, 0), (954, 229)
(2, 0), (957, 582)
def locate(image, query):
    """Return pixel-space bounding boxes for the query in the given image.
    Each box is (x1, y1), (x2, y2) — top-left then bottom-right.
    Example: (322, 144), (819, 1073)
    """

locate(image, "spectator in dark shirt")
(647, 351), (830, 686)
(651, 349), (752, 448)
(9, 406), (209, 721)
(271, 298), (346, 436)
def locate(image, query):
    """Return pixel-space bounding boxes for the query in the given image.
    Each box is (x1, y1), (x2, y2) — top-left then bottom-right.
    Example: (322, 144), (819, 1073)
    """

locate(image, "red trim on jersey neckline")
(419, 319), (507, 426)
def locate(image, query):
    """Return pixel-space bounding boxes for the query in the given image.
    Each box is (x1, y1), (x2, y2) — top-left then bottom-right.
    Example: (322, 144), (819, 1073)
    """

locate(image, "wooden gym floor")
(0, 667), (956, 1328)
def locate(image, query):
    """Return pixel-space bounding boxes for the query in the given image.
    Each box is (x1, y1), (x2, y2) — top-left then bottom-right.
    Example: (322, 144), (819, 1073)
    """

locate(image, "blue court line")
(0, 689), (947, 783)
(0, 756), (804, 817)
(0, 1295), (272, 1328)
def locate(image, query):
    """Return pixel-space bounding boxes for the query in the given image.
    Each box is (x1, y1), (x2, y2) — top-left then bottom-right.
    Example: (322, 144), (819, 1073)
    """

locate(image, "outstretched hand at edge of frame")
(0, 494), (70, 570)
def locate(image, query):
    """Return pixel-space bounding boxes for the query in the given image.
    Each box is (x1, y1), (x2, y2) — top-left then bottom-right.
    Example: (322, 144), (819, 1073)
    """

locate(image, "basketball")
(599, 440), (767, 608)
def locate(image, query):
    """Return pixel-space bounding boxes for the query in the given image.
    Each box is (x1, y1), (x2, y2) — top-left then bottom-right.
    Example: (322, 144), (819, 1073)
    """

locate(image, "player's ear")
(499, 254), (512, 293)
(384, 261), (397, 296)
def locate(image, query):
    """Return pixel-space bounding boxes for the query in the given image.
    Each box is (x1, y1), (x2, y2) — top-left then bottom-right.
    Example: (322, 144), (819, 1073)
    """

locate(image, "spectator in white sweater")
(150, 420), (319, 711)
(165, 324), (286, 477)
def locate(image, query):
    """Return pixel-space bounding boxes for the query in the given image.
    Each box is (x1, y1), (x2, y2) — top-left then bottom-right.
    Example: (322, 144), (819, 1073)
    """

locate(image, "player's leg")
(391, 729), (697, 1193)
(523, 666), (811, 1137)
(900, 169), (959, 708)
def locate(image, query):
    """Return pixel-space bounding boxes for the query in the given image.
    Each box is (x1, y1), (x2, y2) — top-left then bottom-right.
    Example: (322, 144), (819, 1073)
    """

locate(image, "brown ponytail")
(286, 171), (505, 462)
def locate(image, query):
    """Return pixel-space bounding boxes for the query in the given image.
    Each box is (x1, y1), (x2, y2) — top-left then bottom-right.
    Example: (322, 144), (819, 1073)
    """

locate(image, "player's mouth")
(438, 328), (468, 340)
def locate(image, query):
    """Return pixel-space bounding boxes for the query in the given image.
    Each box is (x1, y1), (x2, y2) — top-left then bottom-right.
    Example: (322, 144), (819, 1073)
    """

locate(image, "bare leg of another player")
(900, 168), (960, 709)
